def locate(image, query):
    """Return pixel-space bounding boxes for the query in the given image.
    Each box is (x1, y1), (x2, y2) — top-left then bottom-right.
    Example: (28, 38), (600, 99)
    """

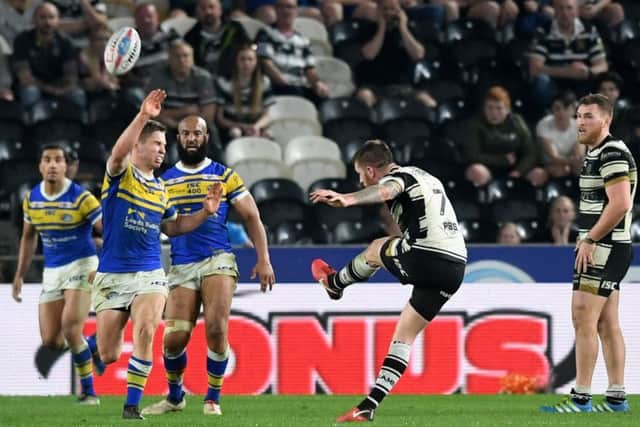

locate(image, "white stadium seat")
(225, 137), (290, 189)
(314, 56), (355, 98)
(232, 16), (268, 40)
(294, 17), (332, 57)
(160, 16), (197, 36)
(268, 96), (322, 147)
(284, 136), (346, 192)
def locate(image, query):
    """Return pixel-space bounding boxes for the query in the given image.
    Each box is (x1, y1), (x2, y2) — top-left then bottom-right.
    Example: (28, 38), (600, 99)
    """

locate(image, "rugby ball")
(104, 26), (141, 75)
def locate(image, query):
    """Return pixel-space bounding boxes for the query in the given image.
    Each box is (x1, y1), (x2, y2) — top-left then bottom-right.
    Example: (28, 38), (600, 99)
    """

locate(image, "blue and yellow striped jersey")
(162, 158), (249, 265)
(22, 179), (101, 268)
(98, 164), (177, 273)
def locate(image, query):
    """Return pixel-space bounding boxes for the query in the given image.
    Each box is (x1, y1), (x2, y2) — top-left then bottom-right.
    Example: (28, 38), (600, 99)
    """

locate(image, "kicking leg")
(201, 274), (235, 415)
(312, 237), (387, 299)
(142, 287), (199, 415)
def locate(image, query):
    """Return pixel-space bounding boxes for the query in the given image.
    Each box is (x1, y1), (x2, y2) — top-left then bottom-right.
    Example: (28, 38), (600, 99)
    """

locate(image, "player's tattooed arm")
(345, 181), (402, 206)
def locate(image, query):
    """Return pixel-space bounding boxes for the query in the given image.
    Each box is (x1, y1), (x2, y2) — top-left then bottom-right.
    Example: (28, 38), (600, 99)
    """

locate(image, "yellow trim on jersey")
(116, 191), (166, 214)
(604, 176), (630, 187)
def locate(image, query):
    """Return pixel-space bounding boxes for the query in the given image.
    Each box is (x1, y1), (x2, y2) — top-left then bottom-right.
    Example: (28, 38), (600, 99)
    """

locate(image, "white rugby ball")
(104, 26), (141, 75)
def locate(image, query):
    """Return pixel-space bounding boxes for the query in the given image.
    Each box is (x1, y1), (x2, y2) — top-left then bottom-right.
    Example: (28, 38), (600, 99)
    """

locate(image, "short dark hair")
(352, 139), (394, 167)
(578, 93), (614, 117)
(594, 71), (623, 92)
(551, 90), (576, 108)
(39, 143), (69, 163)
(140, 120), (166, 143)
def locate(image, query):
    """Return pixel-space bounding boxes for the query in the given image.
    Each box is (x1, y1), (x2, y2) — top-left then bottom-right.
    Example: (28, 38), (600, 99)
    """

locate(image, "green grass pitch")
(0, 395), (637, 426)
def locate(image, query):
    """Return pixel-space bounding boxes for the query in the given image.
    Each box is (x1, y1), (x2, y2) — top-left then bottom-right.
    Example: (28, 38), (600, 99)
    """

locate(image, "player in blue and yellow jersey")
(12, 144), (104, 405)
(91, 90), (223, 420)
(142, 115), (275, 417)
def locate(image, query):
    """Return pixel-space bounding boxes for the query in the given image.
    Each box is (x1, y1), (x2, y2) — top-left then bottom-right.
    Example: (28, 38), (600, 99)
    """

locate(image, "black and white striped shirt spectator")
(256, 26), (315, 88)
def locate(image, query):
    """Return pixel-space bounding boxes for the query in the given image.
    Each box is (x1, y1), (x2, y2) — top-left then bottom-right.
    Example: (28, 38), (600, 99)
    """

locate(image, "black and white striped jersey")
(380, 166), (467, 263)
(578, 136), (637, 244)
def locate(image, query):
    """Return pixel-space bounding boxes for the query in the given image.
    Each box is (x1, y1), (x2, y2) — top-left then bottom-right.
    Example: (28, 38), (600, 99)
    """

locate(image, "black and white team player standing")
(542, 93), (636, 414)
(310, 139), (466, 423)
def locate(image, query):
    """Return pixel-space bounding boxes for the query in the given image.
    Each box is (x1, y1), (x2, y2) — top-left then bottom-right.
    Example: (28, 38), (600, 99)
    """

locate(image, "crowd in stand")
(1, 0), (640, 248)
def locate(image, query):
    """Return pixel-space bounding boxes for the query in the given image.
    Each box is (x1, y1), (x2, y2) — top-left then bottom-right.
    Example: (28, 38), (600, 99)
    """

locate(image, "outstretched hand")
(251, 260), (276, 293)
(203, 182), (224, 215)
(140, 89), (166, 118)
(310, 189), (351, 208)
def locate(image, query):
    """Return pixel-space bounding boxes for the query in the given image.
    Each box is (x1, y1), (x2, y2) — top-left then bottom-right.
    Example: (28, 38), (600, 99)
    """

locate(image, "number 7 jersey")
(379, 166), (467, 263)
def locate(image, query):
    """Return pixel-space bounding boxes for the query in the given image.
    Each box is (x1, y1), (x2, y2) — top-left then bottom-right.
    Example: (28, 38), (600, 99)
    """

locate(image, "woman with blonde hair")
(214, 44), (275, 144)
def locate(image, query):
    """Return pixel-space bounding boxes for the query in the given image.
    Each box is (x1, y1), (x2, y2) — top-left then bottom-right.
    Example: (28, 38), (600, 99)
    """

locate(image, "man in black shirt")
(354, 0), (435, 107)
(184, 0), (249, 77)
(12, 2), (86, 108)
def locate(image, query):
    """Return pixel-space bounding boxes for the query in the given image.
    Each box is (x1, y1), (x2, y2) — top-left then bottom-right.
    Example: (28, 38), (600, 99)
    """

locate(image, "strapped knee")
(164, 319), (194, 337)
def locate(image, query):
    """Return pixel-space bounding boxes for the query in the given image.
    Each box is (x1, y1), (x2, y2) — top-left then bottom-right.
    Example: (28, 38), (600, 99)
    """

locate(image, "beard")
(177, 141), (208, 166)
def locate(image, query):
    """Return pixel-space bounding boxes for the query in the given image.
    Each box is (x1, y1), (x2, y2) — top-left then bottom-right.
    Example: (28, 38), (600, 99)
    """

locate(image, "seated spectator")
(228, 221), (254, 247)
(464, 86), (547, 187)
(215, 44), (275, 143)
(80, 26), (119, 96)
(50, 0), (108, 38)
(497, 222), (522, 244)
(0, 0), (39, 45)
(536, 91), (583, 178)
(544, 195), (578, 244)
(12, 2), (87, 108)
(354, 0), (436, 108)
(0, 47), (13, 101)
(515, 0), (554, 40)
(528, 0), (608, 120)
(184, 0), (250, 77)
(594, 71), (627, 136)
(456, 0), (519, 29)
(256, 0), (329, 103)
(146, 40), (217, 131)
(578, 0), (624, 28)
(120, 2), (180, 106)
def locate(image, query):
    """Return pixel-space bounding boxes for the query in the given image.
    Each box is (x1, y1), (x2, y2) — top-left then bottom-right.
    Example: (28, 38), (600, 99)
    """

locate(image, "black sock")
(331, 252), (379, 290)
(357, 341), (410, 411)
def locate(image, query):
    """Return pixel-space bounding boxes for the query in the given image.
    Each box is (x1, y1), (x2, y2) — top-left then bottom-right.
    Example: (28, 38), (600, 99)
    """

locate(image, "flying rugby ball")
(104, 26), (141, 75)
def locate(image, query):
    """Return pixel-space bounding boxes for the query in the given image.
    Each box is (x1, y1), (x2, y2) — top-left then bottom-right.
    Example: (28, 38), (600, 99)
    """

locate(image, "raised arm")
(107, 89), (166, 175)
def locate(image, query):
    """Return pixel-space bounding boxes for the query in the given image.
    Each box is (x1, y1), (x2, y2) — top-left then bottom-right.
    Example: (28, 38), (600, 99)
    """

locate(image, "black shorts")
(380, 238), (466, 321)
(573, 243), (632, 297)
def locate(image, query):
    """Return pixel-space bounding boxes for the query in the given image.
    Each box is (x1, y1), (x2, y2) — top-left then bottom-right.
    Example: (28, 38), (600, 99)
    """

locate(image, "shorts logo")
(149, 280), (168, 288)
(68, 274), (86, 282)
(601, 280), (617, 290)
(393, 259), (408, 277)
(106, 291), (118, 300)
(440, 290), (453, 299)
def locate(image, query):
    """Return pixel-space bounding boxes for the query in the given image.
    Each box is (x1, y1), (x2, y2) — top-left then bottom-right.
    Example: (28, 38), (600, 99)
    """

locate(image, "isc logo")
(601, 280), (617, 290)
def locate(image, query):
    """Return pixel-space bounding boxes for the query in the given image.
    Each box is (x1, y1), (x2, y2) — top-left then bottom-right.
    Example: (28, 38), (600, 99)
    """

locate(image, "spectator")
(215, 44), (275, 143)
(145, 40), (217, 131)
(0, 0), (39, 45)
(428, 0), (461, 22)
(456, 0), (519, 29)
(227, 221), (254, 247)
(50, 0), (108, 38)
(515, 0), (554, 40)
(544, 195), (578, 245)
(0, 47), (13, 101)
(102, 0), (136, 17)
(464, 86), (547, 187)
(578, 0), (624, 28)
(65, 147), (80, 180)
(354, 0), (436, 108)
(536, 91), (583, 178)
(528, 0), (608, 120)
(184, 0), (250, 77)
(121, 2), (180, 106)
(80, 26), (119, 96)
(497, 222), (522, 244)
(594, 71), (627, 136)
(12, 2), (87, 108)
(256, 0), (329, 103)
